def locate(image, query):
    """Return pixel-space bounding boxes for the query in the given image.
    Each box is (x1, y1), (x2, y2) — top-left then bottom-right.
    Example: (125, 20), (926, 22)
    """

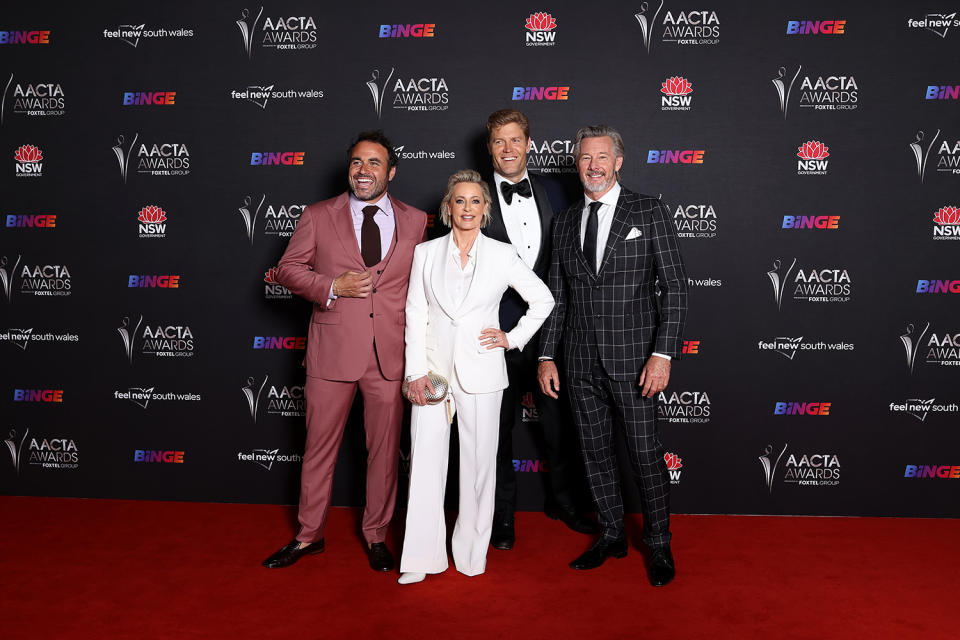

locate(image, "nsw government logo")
(520, 392), (540, 423)
(673, 203), (716, 238)
(660, 76), (692, 111)
(14, 144), (43, 178)
(263, 267), (292, 300)
(2, 74), (66, 125)
(933, 206), (960, 240)
(796, 140), (829, 175)
(242, 375), (306, 422)
(118, 315), (195, 363)
(664, 452), (682, 485)
(137, 205), (167, 239)
(634, 2), (719, 52)
(524, 12), (557, 47)
(767, 258), (852, 308)
(657, 390), (710, 424)
(235, 195), (304, 245)
(235, 9), (317, 57)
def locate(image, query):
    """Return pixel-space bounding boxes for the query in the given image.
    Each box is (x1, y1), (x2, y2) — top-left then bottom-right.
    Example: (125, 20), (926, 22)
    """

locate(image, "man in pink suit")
(263, 130), (428, 571)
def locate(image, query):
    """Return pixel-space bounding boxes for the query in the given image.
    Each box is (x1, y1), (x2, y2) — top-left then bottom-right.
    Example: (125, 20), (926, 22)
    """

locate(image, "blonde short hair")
(439, 169), (492, 228)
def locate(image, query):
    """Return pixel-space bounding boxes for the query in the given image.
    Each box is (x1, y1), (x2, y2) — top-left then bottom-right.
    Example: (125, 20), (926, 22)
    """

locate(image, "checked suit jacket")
(539, 186), (688, 381)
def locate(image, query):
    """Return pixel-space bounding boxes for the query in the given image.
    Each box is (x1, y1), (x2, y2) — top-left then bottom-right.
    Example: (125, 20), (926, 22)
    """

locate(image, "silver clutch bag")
(402, 370), (449, 405)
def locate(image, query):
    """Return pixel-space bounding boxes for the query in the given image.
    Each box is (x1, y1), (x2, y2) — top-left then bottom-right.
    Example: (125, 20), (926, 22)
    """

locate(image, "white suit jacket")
(404, 232), (555, 394)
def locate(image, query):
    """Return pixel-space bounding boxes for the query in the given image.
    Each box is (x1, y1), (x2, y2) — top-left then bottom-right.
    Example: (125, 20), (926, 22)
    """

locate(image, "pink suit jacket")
(276, 192), (428, 381)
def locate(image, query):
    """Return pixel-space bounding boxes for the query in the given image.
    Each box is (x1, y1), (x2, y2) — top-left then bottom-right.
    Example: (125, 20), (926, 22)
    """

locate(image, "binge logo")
(933, 206), (960, 240)
(512, 86), (569, 101)
(259, 15), (318, 50)
(524, 13), (557, 47)
(2, 75), (66, 124)
(14, 144), (43, 178)
(783, 452), (841, 486)
(263, 267), (292, 300)
(782, 215), (840, 229)
(798, 74), (858, 111)
(133, 450), (184, 463)
(916, 280), (960, 293)
(379, 24), (435, 38)
(926, 85), (959, 100)
(796, 140), (829, 175)
(18, 263), (72, 297)
(136, 141), (190, 176)
(664, 452), (682, 485)
(774, 402), (831, 416)
(137, 205), (167, 238)
(904, 465), (960, 478)
(6, 214), (56, 228)
(682, 340), (700, 354)
(252, 336), (306, 350)
(128, 275), (181, 289)
(906, 13), (959, 38)
(122, 91), (176, 106)
(0, 30), (51, 44)
(520, 391), (540, 423)
(661, 76), (693, 111)
(250, 151), (304, 165)
(13, 389), (63, 402)
(647, 149), (705, 164)
(673, 204), (716, 237)
(657, 390), (710, 423)
(512, 459), (548, 472)
(786, 20), (846, 35)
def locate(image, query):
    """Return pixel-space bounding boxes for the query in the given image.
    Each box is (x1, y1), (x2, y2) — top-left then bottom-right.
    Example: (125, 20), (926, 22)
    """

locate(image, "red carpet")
(0, 496), (956, 639)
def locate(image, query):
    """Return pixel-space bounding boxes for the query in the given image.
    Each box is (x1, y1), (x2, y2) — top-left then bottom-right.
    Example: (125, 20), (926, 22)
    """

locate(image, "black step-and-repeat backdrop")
(2, 1), (957, 517)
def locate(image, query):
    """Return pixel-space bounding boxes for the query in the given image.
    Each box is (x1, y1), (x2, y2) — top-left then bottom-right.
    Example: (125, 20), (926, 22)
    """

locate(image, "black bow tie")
(500, 178), (532, 206)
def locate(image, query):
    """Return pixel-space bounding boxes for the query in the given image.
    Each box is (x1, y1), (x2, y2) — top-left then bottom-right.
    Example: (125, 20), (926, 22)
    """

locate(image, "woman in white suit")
(398, 170), (554, 584)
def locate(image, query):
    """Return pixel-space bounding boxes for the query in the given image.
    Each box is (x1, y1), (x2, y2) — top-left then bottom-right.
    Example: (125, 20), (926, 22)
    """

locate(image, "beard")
(580, 170), (617, 194)
(349, 173), (389, 202)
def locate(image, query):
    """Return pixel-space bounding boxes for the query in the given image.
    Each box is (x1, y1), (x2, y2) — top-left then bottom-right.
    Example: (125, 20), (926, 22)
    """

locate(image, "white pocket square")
(625, 227), (642, 240)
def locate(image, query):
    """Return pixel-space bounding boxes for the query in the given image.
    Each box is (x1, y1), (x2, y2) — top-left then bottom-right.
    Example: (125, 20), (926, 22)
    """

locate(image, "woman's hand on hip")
(479, 328), (508, 350)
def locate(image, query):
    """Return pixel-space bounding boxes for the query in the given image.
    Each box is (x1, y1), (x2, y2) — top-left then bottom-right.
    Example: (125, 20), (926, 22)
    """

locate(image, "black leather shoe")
(569, 537), (628, 570)
(366, 542), (395, 572)
(545, 505), (601, 534)
(262, 538), (324, 568)
(647, 545), (676, 586)
(490, 517), (515, 550)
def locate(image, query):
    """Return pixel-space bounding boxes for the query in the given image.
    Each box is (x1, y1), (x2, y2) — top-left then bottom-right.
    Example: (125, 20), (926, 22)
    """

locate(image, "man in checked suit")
(538, 125), (687, 586)
(482, 109), (598, 550)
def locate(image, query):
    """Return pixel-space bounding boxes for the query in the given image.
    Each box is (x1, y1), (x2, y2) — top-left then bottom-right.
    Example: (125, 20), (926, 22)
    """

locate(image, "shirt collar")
(349, 192), (394, 218)
(447, 231), (480, 258)
(493, 170), (529, 188)
(585, 182), (621, 210)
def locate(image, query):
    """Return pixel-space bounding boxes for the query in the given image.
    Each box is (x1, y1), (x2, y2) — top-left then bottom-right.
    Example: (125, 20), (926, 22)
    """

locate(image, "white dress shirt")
(446, 232), (477, 309)
(577, 182), (670, 362)
(328, 193), (395, 304)
(494, 171), (542, 270)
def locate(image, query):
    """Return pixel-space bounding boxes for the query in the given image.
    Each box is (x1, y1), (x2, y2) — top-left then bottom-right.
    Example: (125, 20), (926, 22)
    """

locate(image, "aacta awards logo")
(235, 8), (317, 58)
(524, 12), (557, 47)
(526, 136), (575, 174)
(14, 144), (43, 178)
(657, 391), (710, 423)
(772, 66), (858, 115)
(118, 315), (195, 363)
(767, 258), (851, 307)
(263, 267), (292, 300)
(634, 2), (719, 53)
(909, 128), (960, 179)
(2, 74), (66, 125)
(1, 255), (72, 299)
(8, 430), (80, 471)
(235, 194), (304, 245)
(111, 133), (190, 181)
(137, 205), (167, 239)
(902, 322), (960, 371)
(759, 444), (840, 491)
(4, 428), (29, 474)
(933, 205), (960, 240)
(796, 140), (830, 175)
(242, 374), (305, 422)
(664, 452), (682, 485)
(661, 76), (693, 111)
(367, 67), (450, 114)
(673, 203), (716, 238)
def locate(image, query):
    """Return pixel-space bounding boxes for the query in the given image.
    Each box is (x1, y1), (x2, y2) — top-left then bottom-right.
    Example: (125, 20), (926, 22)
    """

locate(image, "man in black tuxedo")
(538, 125), (687, 586)
(482, 109), (598, 550)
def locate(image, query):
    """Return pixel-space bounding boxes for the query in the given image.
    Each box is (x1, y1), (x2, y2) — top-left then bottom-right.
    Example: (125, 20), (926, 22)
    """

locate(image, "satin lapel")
(530, 175), (553, 270)
(569, 198), (594, 277)
(330, 194), (365, 268)
(429, 233), (457, 320)
(598, 194), (631, 275)
(485, 177), (509, 244)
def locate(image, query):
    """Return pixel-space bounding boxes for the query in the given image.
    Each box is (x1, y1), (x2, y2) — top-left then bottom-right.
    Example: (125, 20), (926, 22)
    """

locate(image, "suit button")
(377, 270), (382, 274)
(369, 313), (374, 318)
(373, 288), (377, 293)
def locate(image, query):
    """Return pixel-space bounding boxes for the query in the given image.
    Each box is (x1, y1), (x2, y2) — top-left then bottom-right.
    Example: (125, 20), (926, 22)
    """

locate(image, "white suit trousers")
(399, 373), (503, 577)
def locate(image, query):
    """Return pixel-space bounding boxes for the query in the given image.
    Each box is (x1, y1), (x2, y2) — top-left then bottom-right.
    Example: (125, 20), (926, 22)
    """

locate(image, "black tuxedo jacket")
(484, 173), (556, 332)
(539, 186), (688, 381)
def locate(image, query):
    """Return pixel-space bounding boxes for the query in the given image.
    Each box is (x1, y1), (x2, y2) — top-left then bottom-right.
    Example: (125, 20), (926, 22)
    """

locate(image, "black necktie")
(361, 205), (381, 267)
(583, 201), (601, 274)
(500, 178), (532, 206)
